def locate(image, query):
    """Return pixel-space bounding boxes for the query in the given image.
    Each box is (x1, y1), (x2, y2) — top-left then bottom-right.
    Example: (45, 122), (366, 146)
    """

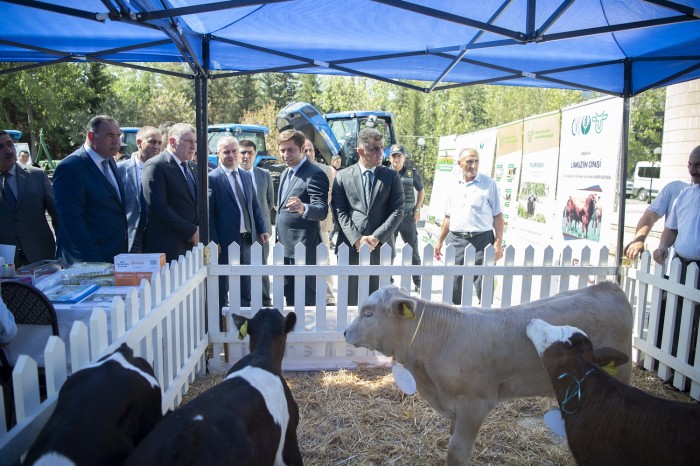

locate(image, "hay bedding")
(183, 366), (694, 465)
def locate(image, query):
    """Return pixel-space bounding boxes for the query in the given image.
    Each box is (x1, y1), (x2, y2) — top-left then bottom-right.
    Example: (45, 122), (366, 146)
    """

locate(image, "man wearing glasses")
(434, 148), (503, 305)
(332, 127), (404, 306)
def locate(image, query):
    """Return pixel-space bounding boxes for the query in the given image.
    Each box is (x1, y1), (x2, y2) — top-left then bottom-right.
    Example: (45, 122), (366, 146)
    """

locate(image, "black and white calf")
(526, 318), (700, 466)
(23, 343), (162, 466)
(124, 308), (303, 466)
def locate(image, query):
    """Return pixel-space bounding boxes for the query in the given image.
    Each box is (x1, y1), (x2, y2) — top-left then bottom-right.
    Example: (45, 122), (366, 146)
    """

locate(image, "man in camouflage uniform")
(389, 144), (424, 291)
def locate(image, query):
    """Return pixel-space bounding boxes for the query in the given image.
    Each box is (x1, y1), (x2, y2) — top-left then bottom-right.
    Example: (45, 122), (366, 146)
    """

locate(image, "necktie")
(101, 159), (121, 201)
(281, 170), (293, 199)
(2, 172), (17, 212)
(232, 171), (252, 233)
(181, 161), (196, 200)
(363, 170), (373, 206)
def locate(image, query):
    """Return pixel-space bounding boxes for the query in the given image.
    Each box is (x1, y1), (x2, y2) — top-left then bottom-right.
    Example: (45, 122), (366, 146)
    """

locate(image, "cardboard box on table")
(113, 253), (165, 286)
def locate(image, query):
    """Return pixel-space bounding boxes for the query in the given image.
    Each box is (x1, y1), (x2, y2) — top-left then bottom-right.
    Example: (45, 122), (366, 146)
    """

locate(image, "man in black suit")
(239, 139), (275, 306)
(209, 136), (269, 312)
(142, 123), (199, 262)
(332, 127), (404, 306)
(1, 130), (58, 267)
(276, 129), (329, 306)
(53, 116), (128, 265)
(117, 126), (162, 253)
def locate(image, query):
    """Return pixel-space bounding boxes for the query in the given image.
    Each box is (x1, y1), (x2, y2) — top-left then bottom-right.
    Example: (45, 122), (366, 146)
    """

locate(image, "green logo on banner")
(581, 115), (591, 135)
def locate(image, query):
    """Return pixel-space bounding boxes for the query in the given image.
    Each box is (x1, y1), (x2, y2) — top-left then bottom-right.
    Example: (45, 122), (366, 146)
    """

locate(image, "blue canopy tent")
(2, 0), (699, 259)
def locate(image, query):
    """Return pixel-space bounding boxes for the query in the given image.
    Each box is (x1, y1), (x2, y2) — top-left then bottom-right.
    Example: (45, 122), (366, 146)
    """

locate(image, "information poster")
(494, 122), (523, 247)
(511, 112), (561, 250)
(556, 97), (624, 254)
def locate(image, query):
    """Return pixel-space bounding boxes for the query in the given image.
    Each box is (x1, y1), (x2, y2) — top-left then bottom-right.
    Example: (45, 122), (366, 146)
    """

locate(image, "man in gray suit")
(276, 129), (329, 306)
(142, 123), (199, 262)
(117, 126), (162, 253)
(239, 139), (274, 306)
(332, 127), (404, 306)
(0, 130), (58, 267)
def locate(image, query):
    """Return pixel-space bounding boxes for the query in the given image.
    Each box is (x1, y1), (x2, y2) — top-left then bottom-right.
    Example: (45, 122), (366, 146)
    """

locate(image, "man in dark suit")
(276, 129), (329, 306)
(117, 126), (162, 253)
(239, 139), (274, 306)
(209, 136), (269, 312)
(332, 127), (404, 306)
(0, 130), (58, 267)
(142, 123), (199, 262)
(53, 116), (128, 266)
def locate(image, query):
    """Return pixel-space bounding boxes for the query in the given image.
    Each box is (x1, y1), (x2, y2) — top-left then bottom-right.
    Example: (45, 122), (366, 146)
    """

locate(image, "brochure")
(77, 286), (136, 306)
(45, 284), (100, 304)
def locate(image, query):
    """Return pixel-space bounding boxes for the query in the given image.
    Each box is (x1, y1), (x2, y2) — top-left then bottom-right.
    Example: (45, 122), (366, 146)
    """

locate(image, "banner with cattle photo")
(424, 129), (497, 254)
(494, 121), (524, 248)
(511, 111), (562, 250)
(556, 97), (624, 254)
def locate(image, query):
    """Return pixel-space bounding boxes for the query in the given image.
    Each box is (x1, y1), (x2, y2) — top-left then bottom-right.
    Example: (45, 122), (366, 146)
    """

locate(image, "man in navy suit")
(209, 136), (269, 312)
(53, 115), (128, 265)
(117, 126), (162, 253)
(239, 139), (274, 306)
(332, 127), (404, 306)
(1, 130), (58, 267)
(142, 123), (199, 262)
(276, 129), (329, 306)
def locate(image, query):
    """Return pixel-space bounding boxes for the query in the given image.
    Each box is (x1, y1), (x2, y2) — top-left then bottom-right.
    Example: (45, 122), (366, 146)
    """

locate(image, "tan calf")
(344, 282), (632, 465)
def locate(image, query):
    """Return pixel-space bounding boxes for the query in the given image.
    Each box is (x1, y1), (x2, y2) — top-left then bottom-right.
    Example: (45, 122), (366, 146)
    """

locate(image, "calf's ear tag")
(238, 321), (248, 340)
(401, 304), (415, 319)
(602, 361), (617, 376)
(392, 363), (417, 395)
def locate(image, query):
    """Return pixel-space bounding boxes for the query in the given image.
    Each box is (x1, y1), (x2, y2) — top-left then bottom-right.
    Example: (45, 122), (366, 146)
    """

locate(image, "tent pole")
(616, 60), (632, 282)
(195, 37), (210, 244)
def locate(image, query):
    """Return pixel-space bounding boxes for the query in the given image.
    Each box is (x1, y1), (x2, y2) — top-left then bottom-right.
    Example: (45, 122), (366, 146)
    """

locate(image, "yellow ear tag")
(401, 303), (415, 319)
(602, 361), (617, 376)
(238, 321), (248, 340)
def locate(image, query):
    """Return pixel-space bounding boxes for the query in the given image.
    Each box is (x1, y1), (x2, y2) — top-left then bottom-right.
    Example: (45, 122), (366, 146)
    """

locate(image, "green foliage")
(628, 88), (665, 175)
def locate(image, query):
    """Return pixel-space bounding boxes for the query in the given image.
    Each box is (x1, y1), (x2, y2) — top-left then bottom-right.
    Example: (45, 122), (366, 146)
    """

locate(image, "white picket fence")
(207, 241), (619, 371)
(3, 241), (698, 463)
(0, 245), (208, 463)
(623, 252), (700, 400)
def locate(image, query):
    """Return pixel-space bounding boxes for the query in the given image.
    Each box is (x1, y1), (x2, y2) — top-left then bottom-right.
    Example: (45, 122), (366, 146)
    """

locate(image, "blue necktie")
(2, 172), (17, 211)
(181, 161), (196, 200)
(231, 171), (252, 233)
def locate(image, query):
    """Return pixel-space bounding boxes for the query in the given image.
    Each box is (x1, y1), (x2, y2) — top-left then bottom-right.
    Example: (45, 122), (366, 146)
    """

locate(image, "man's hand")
(434, 240), (443, 260)
(259, 233), (270, 244)
(494, 239), (503, 262)
(189, 227), (200, 245)
(624, 240), (645, 260)
(413, 209), (420, 223)
(355, 235), (378, 251)
(286, 196), (304, 214)
(652, 247), (669, 265)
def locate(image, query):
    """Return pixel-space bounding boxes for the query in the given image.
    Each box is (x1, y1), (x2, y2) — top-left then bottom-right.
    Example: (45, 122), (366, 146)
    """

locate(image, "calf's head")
(232, 308), (296, 367)
(526, 318), (629, 374)
(345, 286), (417, 356)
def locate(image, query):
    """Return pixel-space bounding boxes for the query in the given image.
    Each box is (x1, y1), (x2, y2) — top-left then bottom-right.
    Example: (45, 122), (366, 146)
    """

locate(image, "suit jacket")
(208, 166), (267, 263)
(332, 163), (404, 250)
(117, 155), (148, 252)
(276, 159), (329, 259)
(142, 150), (198, 262)
(0, 164), (58, 264)
(249, 166), (275, 235)
(53, 147), (128, 265)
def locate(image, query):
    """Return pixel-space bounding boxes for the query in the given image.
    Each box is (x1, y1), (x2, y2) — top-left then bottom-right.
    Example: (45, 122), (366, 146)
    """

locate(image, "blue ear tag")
(544, 409), (567, 438)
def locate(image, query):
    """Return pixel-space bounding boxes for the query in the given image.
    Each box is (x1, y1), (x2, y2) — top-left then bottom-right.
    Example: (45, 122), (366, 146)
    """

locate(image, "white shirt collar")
(84, 143), (110, 166)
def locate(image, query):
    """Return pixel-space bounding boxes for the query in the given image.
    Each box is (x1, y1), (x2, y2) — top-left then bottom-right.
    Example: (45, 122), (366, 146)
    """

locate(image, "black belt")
(675, 254), (700, 267)
(240, 232), (252, 239)
(451, 231), (489, 239)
